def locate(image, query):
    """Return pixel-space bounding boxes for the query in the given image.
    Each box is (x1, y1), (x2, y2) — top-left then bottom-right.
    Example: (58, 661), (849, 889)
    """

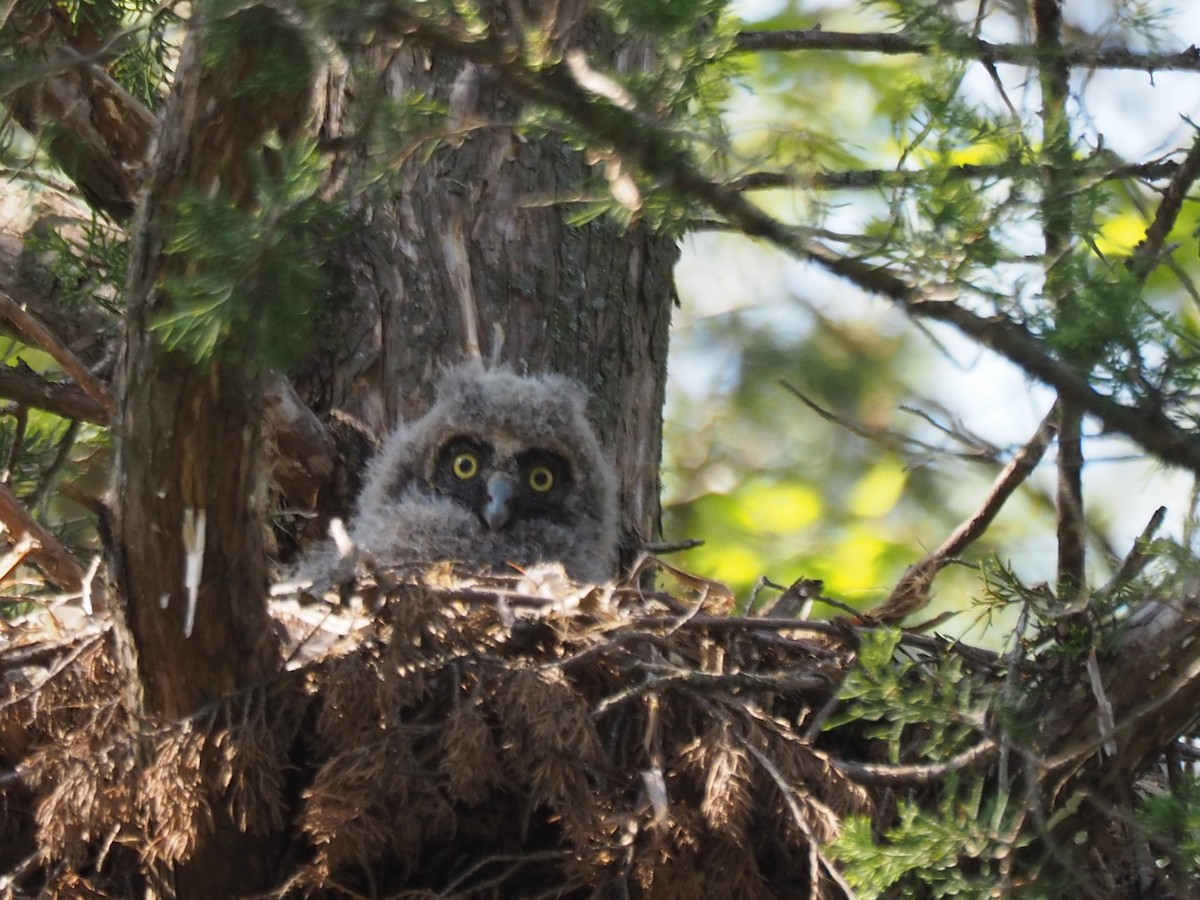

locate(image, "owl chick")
(350, 364), (618, 583)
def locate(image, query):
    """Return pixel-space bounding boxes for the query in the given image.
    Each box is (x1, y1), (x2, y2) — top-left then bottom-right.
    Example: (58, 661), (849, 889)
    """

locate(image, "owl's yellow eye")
(528, 465), (554, 493)
(453, 452), (479, 480)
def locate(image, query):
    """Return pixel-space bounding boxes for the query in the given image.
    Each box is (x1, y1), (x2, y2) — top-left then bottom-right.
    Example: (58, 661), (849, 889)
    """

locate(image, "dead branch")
(0, 291), (114, 419)
(726, 157), (1180, 194)
(733, 28), (1200, 74)
(0, 479), (83, 591)
(0, 363), (108, 424)
(869, 403), (1059, 623)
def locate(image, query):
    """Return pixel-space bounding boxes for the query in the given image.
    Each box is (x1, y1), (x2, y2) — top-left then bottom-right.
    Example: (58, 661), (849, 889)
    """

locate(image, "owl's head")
(352, 364), (618, 582)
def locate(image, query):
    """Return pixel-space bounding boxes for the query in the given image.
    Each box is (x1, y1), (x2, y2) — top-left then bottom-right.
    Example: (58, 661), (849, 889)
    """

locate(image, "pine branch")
(734, 28), (1200, 74)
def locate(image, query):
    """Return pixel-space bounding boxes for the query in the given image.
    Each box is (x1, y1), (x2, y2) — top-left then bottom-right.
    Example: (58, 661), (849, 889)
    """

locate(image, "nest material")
(0, 564), (875, 898)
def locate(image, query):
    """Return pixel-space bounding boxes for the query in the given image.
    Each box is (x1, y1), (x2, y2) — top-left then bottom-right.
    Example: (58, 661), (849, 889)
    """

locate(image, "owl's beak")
(483, 473), (517, 531)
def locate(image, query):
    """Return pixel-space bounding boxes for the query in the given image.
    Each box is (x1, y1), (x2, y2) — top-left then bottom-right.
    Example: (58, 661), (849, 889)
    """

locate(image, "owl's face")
(431, 435), (575, 533)
(351, 365), (619, 582)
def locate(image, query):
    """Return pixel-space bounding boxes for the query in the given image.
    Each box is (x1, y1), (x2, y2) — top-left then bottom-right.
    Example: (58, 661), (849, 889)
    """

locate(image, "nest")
(0, 561), (910, 898)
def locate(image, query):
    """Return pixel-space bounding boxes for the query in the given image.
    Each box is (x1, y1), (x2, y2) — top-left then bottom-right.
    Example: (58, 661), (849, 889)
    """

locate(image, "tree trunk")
(301, 11), (677, 562)
(110, 8), (320, 896)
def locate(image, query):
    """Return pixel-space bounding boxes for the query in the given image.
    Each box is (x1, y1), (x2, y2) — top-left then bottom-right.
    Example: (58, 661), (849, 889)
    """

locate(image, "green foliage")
(1137, 773), (1200, 883)
(826, 629), (982, 761)
(826, 629), (1029, 896)
(62, 0), (179, 107)
(830, 783), (1028, 898)
(23, 214), (126, 315)
(154, 141), (341, 367)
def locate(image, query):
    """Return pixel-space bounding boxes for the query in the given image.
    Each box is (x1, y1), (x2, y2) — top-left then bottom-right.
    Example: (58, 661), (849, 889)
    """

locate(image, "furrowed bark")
(110, 7), (318, 896)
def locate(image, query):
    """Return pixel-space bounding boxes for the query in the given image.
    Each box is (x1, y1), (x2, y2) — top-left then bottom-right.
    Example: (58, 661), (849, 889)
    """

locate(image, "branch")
(726, 156), (1181, 194)
(778, 379), (991, 463)
(868, 403), (1059, 623)
(0, 292), (115, 419)
(1032, 0), (1086, 603)
(0, 480), (84, 592)
(1128, 128), (1200, 282)
(3, 2), (158, 221)
(1042, 590), (1200, 804)
(0, 363), (108, 424)
(831, 737), (998, 786)
(909, 298), (1200, 474)
(733, 28), (1200, 74)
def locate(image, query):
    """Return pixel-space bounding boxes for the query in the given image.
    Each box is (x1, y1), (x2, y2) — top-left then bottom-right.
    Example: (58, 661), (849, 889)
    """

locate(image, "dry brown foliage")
(0, 564), (876, 898)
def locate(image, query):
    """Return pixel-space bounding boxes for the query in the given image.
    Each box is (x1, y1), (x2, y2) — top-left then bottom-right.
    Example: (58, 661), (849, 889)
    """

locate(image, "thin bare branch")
(831, 737), (999, 786)
(779, 379), (991, 463)
(1128, 128), (1200, 282)
(733, 28), (1200, 74)
(726, 157), (1180, 194)
(869, 403), (1060, 623)
(1100, 506), (1167, 597)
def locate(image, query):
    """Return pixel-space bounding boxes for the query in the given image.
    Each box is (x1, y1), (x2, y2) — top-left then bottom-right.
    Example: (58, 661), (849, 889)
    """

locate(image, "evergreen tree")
(2, 0), (1200, 896)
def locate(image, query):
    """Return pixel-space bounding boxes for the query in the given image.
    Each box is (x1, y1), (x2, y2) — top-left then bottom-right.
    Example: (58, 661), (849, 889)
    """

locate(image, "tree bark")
(301, 7), (677, 562)
(109, 8), (320, 896)
(3, 0), (155, 223)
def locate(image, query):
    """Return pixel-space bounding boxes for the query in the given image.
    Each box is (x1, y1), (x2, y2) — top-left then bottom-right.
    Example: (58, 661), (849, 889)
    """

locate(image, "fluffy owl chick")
(351, 364), (619, 583)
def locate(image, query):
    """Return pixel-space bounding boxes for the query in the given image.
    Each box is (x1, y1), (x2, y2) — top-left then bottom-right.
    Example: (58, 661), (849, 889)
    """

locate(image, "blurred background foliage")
(663, 0), (1200, 636)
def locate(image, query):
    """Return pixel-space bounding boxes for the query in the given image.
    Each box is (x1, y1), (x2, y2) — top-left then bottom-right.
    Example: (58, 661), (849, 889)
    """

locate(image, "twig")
(1128, 128), (1200, 283)
(733, 28), (1200, 74)
(2, 404), (25, 483)
(1100, 506), (1167, 598)
(868, 403), (1059, 623)
(27, 418), (79, 507)
(829, 737), (998, 786)
(639, 538), (704, 554)
(437, 849), (571, 896)
(0, 292), (115, 418)
(779, 379), (986, 462)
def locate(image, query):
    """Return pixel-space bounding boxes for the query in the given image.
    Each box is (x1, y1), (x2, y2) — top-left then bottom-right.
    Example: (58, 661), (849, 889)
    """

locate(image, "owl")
(349, 364), (619, 583)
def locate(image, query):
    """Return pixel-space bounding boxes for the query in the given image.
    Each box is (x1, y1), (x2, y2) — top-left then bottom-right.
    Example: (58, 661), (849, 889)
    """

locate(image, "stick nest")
(0, 565), (905, 898)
